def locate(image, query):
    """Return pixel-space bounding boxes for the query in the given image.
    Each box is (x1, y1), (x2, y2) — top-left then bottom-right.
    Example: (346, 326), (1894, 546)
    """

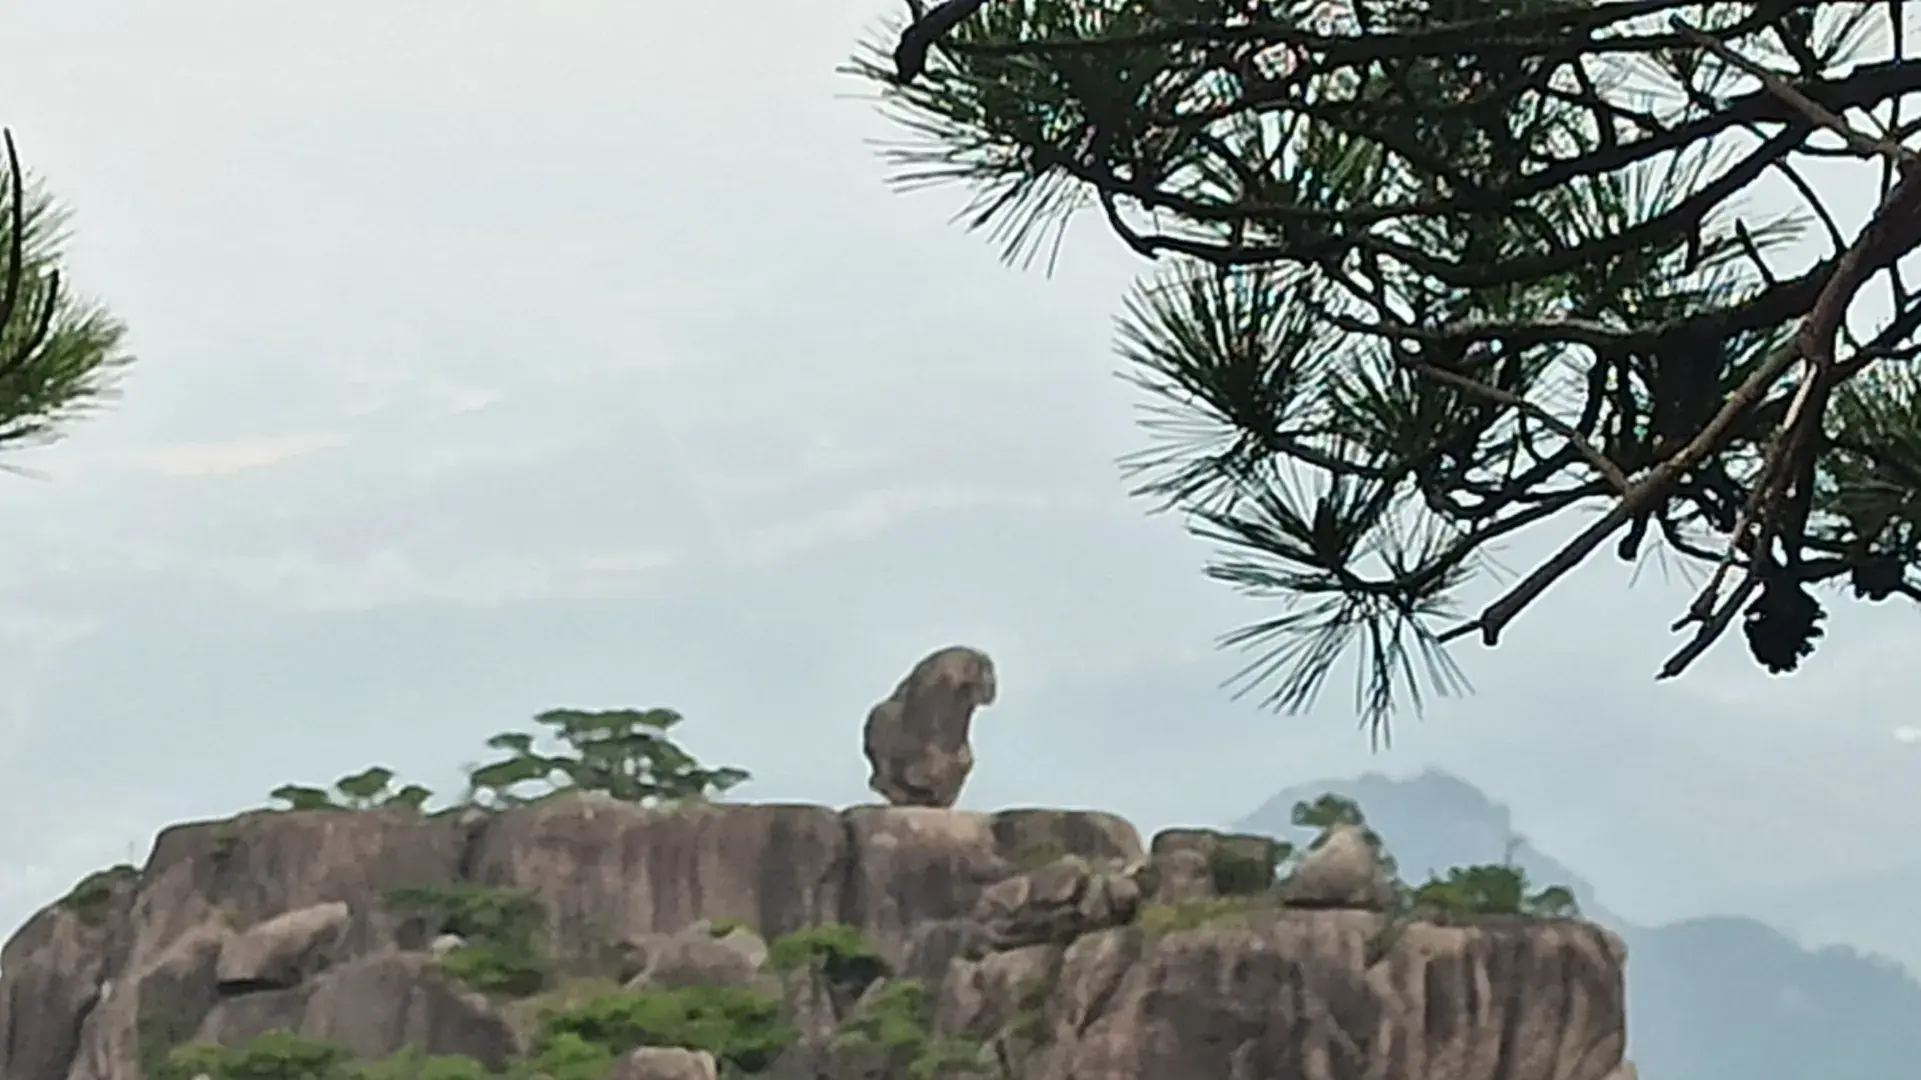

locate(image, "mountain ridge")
(1233, 769), (1921, 1080)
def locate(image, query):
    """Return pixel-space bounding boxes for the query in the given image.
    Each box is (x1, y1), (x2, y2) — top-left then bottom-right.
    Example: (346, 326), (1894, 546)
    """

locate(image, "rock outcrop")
(861, 646), (997, 808)
(0, 797), (1629, 1080)
(1278, 823), (1396, 910)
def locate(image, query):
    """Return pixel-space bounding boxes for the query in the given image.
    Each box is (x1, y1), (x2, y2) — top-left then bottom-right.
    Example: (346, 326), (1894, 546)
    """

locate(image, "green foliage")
(833, 979), (987, 1080)
(463, 708), (750, 810)
(157, 1035), (496, 1080)
(850, 0), (1921, 737)
(56, 863), (137, 925)
(1411, 865), (1580, 918)
(267, 785), (336, 812)
(153, 988), (799, 1080)
(384, 885), (550, 997)
(437, 943), (548, 997)
(139, 998), (217, 1080)
(704, 917), (748, 939)
(907, 1039), (989, 1080)
(1291, 794), (1399, 880)
(269, 767), (434, 814)
(1136, 896), (1272, 937)
(156, 1031), (351, 1080)
(519, 1033), (611, 1080)
(1277, 793), (1584, 961)
(261, 708), (743, 818)
(765, 923), (890, 991)
(350, 1048), (494, 1080)
(833, 978), (929, 1052)
(1206, 839), (1288, 897)
(531, 986), (796, 1076)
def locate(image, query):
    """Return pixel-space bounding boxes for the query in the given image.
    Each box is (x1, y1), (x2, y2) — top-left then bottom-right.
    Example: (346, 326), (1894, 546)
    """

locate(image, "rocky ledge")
(0, 797), (1631, 1080)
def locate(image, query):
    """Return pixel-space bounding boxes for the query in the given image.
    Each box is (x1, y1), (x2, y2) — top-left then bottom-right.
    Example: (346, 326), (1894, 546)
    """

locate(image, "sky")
(3, 0), (1921, 960)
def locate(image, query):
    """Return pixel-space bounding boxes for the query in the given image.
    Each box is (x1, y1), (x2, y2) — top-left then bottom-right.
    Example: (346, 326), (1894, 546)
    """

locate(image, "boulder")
(935, 943), (1060, 1044)
(1144, 848), (1212, 905)
(1027, 911), (1627, 1080)
(197, 952), (519, 1070)
(973, 856), (1141, 950)
(609, 1047), (718, 1080)
(861, 646), (996, 808)
(621, 921), (769, 991)
(215, 901), (350, 990)
(1280, 823), (1395, 910)
(1149, 828), (1284, 898)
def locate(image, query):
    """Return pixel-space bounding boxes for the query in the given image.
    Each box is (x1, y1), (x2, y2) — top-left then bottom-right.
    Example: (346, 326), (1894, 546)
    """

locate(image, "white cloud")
(742, 486), (1057, 563)
(196, 546), (680, 611)
(127, 434), (349, 477)
(1893, 726), (1921, 745)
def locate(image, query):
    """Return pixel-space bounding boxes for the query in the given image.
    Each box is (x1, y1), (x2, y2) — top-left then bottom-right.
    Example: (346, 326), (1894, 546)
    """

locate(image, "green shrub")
(155, 1031), (351, 1080)
(386, 884), (543, 942)
(1136, 896), (1271, 936)
(269, 767), (434, 814)
(438, 942), (549, 997)
(464, 708), (750, 810)
(833, 978), (929, 1052)
(1411, 864), (1581, 918)
(764, 923), (889, 991)
(56, 864), (138, 926)
(833, 980), (987, 1080)
(348, 1047), (493, 1080)
(385, 884), (550, 996)
(532, 986), (796, 1075)
(1206, 840), (1286, 896)
(907, 1037), (989, 1080)
(157, 1034), (503, 1080)
(705, 917), (748, 939)
(521, 1032), (614, 1080)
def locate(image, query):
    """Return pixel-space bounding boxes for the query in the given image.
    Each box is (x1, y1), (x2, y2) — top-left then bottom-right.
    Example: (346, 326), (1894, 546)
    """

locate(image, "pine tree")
(851, 1), (1921, 739)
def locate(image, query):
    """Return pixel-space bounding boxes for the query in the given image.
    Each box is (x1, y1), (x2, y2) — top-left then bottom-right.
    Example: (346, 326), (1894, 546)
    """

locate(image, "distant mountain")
(1236, 771), (1921, 1080)
(1742, 861), (1921, 978)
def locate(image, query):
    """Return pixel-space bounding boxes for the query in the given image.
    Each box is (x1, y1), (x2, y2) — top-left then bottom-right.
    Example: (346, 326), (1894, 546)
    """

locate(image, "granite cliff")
(1240, 770), (1921, 1080)
(2, 796), (1633, 1080)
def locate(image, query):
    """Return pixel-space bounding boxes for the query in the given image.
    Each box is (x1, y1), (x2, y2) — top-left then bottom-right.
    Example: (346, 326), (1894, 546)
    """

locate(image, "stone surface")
(196, 952), (518, 1070)
(861, 645), (996, 808)
(0, 800), (1624, 1080)
(1279, 823), (1396, 910)
(973, 855), (1141, 950)
(1024, 912), (1626, 1080)
(1144, 848), (1212, 905)
(609, 1046), (719, 1080)
(620, 921), (769, 991)
(215, 901), (350, 990)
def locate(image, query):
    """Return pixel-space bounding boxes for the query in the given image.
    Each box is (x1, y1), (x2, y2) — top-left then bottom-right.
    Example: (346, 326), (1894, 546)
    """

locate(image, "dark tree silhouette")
(850, 1), (1921, 738)
(0, 128), (131, 473)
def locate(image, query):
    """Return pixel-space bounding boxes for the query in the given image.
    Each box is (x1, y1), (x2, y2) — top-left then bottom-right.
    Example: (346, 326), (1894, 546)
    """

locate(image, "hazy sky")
(3, 1), (1919, 954)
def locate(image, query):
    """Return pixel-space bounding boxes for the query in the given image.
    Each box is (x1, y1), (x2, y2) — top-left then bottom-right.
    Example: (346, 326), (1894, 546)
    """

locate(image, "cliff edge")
(0, 797), (1631, 1080)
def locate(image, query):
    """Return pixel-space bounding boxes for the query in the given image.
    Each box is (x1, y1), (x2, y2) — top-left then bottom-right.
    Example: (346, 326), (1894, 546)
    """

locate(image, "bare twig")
(1659, 571), (1760, 678)
(1672, 17), (1920, 167)
(1406, 360), (1631, 494)
(1447, 165), (1921, 649)
(894, 0), (992, 83)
